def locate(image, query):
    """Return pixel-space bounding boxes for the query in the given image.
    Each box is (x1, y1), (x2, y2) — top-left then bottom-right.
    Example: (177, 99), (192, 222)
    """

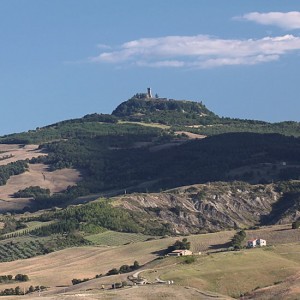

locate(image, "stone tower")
(147, 87), (152, 98)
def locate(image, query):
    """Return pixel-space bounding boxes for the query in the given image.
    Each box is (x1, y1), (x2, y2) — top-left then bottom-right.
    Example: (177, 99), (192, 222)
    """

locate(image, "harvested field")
(0, 163), (81, 211)
(245, 224), (300, 246)
(0, 225), (297, 299)
(86, 231), (157, 246)
(0, 284), (232, 300)
(0, 144), (46, 165)
(175, 131), (206, 139)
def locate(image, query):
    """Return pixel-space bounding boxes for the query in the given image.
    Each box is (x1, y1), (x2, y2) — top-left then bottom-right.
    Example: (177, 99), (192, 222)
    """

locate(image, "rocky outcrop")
(115, 182), (289, 234)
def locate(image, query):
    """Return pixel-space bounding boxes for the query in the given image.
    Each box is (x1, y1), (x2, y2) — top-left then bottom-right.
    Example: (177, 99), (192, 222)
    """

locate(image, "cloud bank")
(238, 11), (300, 30)
(90, 34), (300, 68)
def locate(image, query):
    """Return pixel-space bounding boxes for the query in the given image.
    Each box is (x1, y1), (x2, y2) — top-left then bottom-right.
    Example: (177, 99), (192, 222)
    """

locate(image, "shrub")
(106, 268), (119, 276)
(182, 255), (196, 264)
(292, 220), (300, 229)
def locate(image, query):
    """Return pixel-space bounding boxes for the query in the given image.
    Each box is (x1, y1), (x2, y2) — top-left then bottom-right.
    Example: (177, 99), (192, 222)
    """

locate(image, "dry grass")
(0, 231), (235, 289)
(175, 131), (206, 139)
(0, 285), (232, 300)
(245, 224), (300, 246)
(0, 226), (298, 299)
(143, 243), (300, 298)
(0, 144), (46, 166)
(0, 163), (81, 210)
(0, 144), (81, 210)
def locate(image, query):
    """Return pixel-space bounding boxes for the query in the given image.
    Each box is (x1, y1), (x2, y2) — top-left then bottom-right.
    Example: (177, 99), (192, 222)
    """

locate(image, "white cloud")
(96, 43), (111, 49)
(238, 12), (300, 30)
(89, 34), (300, 68)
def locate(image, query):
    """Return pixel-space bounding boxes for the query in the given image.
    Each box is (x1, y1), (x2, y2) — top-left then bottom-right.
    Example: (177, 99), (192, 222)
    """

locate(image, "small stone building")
(247, 238), (266, 248)
(168, 249), (193, 256)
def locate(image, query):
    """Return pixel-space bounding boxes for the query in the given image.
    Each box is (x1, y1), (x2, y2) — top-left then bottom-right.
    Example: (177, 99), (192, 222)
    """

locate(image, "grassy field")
(0, 225), (298, 299)
(85, 230), (157, 246)
(143, 243), (300, 298)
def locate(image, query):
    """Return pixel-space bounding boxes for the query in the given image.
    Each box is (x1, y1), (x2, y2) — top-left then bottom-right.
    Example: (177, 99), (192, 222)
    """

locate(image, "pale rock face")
(115, 182), (292, 234)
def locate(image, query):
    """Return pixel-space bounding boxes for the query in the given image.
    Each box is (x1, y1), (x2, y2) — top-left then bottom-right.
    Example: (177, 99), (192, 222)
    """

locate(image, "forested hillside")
(0, 95), (299, 212)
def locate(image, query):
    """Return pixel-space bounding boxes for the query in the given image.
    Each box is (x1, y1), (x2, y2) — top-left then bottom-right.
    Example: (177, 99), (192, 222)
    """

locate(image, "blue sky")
(1, 1), (300, 135)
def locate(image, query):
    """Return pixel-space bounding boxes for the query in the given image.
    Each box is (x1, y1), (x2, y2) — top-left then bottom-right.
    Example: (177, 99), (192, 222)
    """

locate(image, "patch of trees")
(14, 274), (29, 282)
(30, 201), (143, 236)
(29, 199), (173, 237)
(292, 220), (300, 229)
(0, 235), (90, 263)
(106, 261), (140, 276)
(0, 274), (29, 283)
(71, 273), (103, 285)
(0, 285), (46, 296)
(173, 120), (300, 137)
(13, 186), (50, 198)
(230, 230), (246, 249)
(112, 281), (128, 289)
(71, 278), (90, 285)
(0, 160), (28, 186)
(0, 217), (27, 235)
(0, 120), (162, 145)
(112, 98), (217, 125)
(167, 238), (191, 253)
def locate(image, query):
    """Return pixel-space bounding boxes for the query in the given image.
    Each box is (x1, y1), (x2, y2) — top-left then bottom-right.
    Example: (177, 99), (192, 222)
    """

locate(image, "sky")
(1, 0), (300, 135)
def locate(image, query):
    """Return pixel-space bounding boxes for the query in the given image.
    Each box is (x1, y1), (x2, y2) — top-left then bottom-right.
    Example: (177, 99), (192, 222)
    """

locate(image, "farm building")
(168, 249), (193, 256)
(247, 238), (266, 248)
(247, 239), (257, 248)
(257, 238), (267, 246)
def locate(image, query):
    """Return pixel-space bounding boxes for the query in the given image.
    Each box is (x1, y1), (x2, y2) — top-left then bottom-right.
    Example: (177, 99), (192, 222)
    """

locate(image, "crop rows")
(0, 240), (45, 262)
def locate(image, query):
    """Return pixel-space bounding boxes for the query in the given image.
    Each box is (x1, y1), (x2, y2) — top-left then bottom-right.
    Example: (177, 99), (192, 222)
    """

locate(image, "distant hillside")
(114, 180), (300, 234)
(0, 94), (298, 213)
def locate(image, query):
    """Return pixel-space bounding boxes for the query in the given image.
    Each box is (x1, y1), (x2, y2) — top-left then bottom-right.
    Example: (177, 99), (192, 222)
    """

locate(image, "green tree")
(292, 220), (300, 229)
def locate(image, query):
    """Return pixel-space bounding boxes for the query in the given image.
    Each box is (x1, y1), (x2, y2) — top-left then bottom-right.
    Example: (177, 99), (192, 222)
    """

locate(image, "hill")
(112, 95), (300, 136)
(0, 93), (299, 299)
(0, 94), (298, 213)
(112, 96), (218, 125)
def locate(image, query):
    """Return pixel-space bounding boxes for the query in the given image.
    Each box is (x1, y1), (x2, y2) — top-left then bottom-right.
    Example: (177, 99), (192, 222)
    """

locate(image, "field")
(118, 121), (170, 130)
(0, 144), (46, 166)
(0, 143), (81, 211)
(0, 225), (297, 299)
(0, 163), (81, 211)
(142, 244), (300, 298)
(85, 231), (157, 246)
